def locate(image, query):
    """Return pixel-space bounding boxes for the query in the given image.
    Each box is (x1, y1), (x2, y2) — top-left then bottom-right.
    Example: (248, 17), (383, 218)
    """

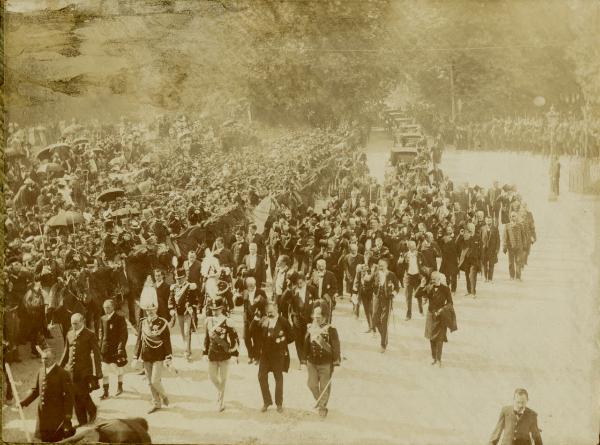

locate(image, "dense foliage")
(4, 0), (599, 125)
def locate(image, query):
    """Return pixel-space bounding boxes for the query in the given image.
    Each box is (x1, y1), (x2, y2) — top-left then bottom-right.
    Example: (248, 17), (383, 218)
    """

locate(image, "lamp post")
(546, 106), (559, 200)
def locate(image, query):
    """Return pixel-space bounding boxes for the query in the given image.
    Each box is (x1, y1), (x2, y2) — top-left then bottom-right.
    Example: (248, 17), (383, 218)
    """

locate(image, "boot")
(100, 384), (109, 400)
(116, 381), (123, 396)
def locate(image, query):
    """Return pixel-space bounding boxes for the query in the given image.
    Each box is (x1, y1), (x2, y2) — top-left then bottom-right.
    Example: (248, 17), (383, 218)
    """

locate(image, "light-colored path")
(3, 132), (599, 444)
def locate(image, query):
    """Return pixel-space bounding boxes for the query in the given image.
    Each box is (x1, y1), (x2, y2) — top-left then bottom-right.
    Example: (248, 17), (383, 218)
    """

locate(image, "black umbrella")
(96, 188), (125, 203)
(36, 143), (71, 161)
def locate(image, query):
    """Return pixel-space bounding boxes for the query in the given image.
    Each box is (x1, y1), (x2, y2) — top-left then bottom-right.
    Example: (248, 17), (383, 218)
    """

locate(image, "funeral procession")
(2, 1), (599, 444)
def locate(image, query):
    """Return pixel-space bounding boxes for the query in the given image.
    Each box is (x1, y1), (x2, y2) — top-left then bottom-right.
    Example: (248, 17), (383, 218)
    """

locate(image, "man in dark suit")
(372, 258), (399, 353)
(231, 230), (249, 269)
(213, 237), (234, 269)
(283, 272), (319, 369)
(153, 269), (171, 322)
(257, 300), (294, 413)
(247, 223), (265, 256)
(21, 347), (75, 442)
(489, 388), (543, 445)
(243, 242), (266, 289)
(98, 299), (128, 400)
(242, 277), (267, 364)
(481, 216), (501, 282)
(503, 211), (527, 281)
(184, 250), (203, 312)
(487, 180), (503, 223)
(312, 259), (338, 321)
(59, 313), (103, 426)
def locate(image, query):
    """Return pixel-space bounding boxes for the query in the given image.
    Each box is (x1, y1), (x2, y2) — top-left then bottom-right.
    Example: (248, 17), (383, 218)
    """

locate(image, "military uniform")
(203, 313), (240, 411)
(21, 364), (75, 442)
(168, 278), (197, 358)
(304, 321), (341, 414)
(134, 316), (172, 409)
(59, 327), (102, 425)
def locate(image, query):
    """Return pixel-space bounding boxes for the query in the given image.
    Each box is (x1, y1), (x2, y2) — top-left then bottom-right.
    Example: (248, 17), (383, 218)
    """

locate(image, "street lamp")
(546, 106), (559, 200)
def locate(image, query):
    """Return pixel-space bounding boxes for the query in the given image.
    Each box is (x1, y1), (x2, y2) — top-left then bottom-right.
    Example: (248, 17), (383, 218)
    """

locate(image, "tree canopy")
(4, 0), (599, 125)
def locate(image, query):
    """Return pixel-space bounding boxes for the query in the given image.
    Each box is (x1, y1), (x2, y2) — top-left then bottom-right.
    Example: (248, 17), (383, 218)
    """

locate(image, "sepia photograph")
(1, 1), (599, 444)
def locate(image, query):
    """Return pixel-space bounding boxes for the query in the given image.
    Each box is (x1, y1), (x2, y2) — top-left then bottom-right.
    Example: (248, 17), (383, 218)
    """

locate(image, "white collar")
(74, 326), (84, 337)
(44, 363), (56, 374)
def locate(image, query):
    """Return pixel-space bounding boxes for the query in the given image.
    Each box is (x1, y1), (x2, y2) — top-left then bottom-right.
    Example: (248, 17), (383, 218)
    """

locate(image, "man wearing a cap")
(168, 269), (198, 361)
(133, 299), (172, 414)
(304, 303), (340, 418)
(202, 296), (240, 412)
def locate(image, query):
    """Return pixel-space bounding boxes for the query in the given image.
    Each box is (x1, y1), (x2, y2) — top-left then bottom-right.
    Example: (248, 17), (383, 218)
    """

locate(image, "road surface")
(3, 129), (599, 444)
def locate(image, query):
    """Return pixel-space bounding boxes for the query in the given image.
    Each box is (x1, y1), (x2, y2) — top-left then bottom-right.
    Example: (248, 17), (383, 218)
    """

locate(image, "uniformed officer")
(98, 299), (128, 399)
(21, 347), (76, 442)
(304, 303), (341, 418)
(59, 313), (102, 426)
(168, 269), (198, 361)
(202, 297), (240, 412)
(488, 388), (543, 445)
(133, 299), (172, 414)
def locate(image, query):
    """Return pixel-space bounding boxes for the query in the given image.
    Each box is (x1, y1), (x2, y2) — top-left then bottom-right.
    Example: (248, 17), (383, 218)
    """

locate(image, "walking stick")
(5, 363), (32, 442)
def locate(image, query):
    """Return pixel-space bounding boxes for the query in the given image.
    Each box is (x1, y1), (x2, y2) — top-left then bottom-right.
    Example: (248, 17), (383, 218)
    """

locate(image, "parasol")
(36, 143), (72, 161)
(37, 162), (64, 175)
(46, 210), (85, 228)
(96, 187), (125, 203)
(72, 138), (89, 146)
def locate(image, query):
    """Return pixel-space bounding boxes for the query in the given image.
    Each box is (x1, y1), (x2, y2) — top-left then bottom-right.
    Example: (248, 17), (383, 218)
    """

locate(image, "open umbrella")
(36, 143), (71, 161)
(46, 210), (85, 228)
(97, 187), (125, 203)
(37, 163), (64, 175)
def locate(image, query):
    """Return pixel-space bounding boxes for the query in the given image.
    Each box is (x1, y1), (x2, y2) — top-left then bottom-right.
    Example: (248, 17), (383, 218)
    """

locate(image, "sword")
(5, 363), (31, 442)
(313, 374), (333, 409)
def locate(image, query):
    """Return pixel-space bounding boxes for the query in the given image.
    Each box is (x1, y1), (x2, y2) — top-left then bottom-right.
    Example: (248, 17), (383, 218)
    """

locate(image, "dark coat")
(59, 328), (103, 390)
(202, 319), (240, 362)
(242, 254), (267, 288)
(285, 284), (319, 328)
(372, 270), (400, 301)
(481, 224), (501, 263)
(424, 284), (454, 342)
(134, 316), (172, 362)
(439, 236), (459, 276)
(304, 324), (341, 366)
(489, 406), (543, 445)
(242, 288), (267, 327)
(98, 312), (128, 365)
(168, 281), (197, 316)
(314, 270), (338, 301)
(258, 316), (295, 373)
(21, 365), (75, 442)
(155, 281), (171, 321)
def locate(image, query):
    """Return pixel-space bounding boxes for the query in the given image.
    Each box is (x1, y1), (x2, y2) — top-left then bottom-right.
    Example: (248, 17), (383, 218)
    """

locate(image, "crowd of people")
(454, 114), (600, 158)
(2, 111), (539, 442)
